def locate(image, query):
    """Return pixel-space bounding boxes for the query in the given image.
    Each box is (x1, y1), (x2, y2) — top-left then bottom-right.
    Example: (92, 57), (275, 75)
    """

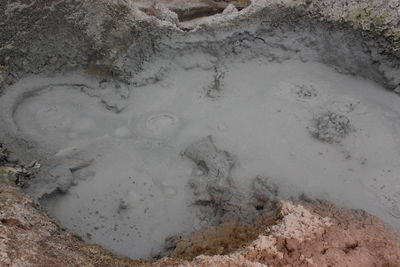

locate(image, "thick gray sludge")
(1, 0), (400, 259)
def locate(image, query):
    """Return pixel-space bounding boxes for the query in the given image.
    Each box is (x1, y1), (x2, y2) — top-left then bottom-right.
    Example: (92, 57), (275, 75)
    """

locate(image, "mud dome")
(2, 14), (400, 258)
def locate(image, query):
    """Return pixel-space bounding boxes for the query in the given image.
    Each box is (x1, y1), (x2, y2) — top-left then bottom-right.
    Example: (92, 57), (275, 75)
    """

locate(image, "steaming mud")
(2, 27), (400, 258)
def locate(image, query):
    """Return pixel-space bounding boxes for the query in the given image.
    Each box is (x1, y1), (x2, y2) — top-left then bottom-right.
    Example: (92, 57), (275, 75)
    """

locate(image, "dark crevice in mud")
(139, 1), (249, 23)
(175, 5), (247, 22)
(141, 6), (226, 22)
(176, 7), (225, 22)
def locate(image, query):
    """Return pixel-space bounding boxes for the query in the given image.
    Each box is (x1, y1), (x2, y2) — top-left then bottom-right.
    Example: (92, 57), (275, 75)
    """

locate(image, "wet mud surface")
(1, 0), (400, 260)
(2, 31), (400, 257)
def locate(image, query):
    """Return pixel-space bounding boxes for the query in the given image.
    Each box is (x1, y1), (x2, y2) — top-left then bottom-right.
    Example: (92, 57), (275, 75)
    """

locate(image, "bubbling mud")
(2, 21), (400, 259)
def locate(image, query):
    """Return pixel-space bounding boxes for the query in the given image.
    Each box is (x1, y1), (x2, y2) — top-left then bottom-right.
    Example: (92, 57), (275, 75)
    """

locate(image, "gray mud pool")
(1, 24), (400, 258)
